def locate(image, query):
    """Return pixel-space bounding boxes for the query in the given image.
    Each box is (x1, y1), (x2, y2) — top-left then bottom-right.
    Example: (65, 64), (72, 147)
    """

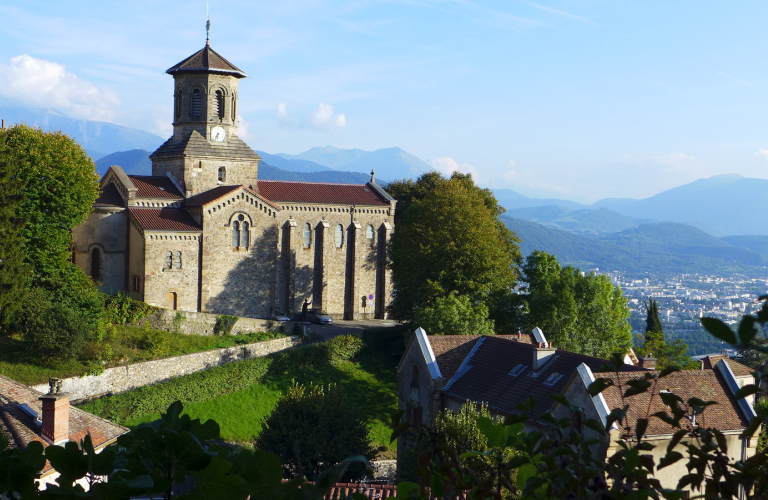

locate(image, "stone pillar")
(39, 392), (69, 445)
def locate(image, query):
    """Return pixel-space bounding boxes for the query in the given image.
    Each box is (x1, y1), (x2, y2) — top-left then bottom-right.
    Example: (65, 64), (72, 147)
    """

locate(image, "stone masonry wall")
(145, 309), (283, 336)
(72, 208), (127, 294)
(31, 336), (301, 402)
(142, 232), (201, 312)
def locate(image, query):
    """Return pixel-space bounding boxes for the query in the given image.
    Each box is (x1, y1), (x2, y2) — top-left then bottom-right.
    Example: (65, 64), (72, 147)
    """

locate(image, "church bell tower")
(149, 31), (261, 197)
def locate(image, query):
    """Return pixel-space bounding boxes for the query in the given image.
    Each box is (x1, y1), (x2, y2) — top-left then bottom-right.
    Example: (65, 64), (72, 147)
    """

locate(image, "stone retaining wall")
(143, 309), (292, 336)
(32, 336), (301, 402)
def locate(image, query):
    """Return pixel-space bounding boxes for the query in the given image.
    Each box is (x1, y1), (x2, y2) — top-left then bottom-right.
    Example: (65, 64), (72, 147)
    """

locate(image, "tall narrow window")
(241, 222), (250, 248)
(174, 251), (182, 269)
(175, 90), (183, 120)
(366, 225), (375, 248)
(335, 224), (344, 248)
(215, 90), (224, 119)
(165, 251), (173, 269)
(231, 95), (236, 121)
(302, 223), (311, 248)
(232, 221), (240, 247)
(191, 89), (201, 118)
(218, 167), (226, 182)
(90, 248), (101, 281)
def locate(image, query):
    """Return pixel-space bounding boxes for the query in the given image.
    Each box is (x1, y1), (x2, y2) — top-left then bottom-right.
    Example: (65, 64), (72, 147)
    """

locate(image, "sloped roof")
(151, 130), (261, 161)
(701, 355), (753, 377)
(184, 185), (281, 211)
(129, 208), (201, 232)
(442, 336), (644, 418)
(93, 183), (125, 208)
(257, 180), (390, 206)
(128, 176), (183, 199)
(428, 335), (532, 382)
(0, 376), (127, 473)
(599, 370), (749, 435)
(166, 44), (247, 78)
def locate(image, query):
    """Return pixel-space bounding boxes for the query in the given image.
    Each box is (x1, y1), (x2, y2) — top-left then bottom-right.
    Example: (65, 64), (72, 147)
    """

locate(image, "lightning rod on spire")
(206, 3), (210, 45)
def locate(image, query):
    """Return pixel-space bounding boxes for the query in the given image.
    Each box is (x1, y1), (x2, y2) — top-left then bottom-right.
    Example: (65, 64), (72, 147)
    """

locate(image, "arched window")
(231, 95), (237, 121)
(241, 221), (250, 249)
(165, 251), (173, 269)
(175, 90), (182, 120)
(302, 223), (311, 248)
(232, 221), (240, 247)
(90, 248), (101, 281)
(191, 89), (201, 118)
(335, 224), (344, 248)
(214, 90), (224, 119)
(366, 225), (375, 248)
(218, 166), (226, 183)
(174, 251), (182, 269)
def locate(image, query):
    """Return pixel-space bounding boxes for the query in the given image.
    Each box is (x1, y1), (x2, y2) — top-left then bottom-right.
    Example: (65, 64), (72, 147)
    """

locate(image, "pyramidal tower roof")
(166, 42), (247, 78)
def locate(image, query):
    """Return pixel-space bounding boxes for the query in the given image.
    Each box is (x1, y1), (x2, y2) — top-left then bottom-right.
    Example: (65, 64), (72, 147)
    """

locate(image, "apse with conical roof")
(150, 38), (261, 198)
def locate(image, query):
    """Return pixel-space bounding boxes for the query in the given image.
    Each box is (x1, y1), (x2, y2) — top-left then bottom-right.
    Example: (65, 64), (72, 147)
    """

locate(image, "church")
(72, 40), (395, 320)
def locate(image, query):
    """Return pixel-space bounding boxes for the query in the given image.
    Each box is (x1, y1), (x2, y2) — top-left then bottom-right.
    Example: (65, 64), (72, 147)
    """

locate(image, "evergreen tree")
(638, 297), (696, 369)
(645, 297), (664, 340)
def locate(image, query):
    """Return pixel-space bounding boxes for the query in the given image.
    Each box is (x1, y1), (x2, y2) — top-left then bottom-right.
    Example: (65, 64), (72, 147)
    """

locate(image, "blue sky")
(1, 1), (768, 202)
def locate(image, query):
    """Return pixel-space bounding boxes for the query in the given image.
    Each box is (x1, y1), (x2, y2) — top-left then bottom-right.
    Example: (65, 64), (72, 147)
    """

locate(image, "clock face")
(211, 126), (226, 142)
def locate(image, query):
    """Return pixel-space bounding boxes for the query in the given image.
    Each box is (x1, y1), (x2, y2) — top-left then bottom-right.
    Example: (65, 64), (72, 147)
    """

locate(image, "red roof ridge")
(258, 179), (374, 188)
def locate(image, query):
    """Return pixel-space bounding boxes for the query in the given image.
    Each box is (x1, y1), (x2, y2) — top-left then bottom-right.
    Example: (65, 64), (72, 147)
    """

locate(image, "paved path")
(302, 319), (399, 340)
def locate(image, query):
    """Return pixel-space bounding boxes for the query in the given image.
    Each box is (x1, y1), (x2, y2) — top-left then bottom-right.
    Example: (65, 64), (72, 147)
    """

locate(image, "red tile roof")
(257, 180), (390, 206)
(600, 370), (749, 435)
(128, 208), (201, 232)
(0, 376), (127, 473)
(184, 185), (281, 211)
(128, 176), (183, 199)
(93, 183), (125, 208)
(700, 355), (753, 377)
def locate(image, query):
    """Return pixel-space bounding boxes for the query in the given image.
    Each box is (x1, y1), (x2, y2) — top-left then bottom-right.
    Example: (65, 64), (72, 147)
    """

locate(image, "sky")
(1, 1), (768, 203)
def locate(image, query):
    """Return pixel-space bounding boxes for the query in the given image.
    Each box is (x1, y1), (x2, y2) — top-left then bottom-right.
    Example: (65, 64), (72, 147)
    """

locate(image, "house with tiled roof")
(72, 38), (395, 320)
(397, 328), (759, 489)
(0, 375), (127, 490)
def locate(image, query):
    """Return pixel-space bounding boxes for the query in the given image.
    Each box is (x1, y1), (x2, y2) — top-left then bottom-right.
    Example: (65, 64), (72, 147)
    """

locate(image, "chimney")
(39, 378), (69, 445)
(516, 328), (522, 340)
(533, 345), (557, 371)
(638, 357), (657, 369)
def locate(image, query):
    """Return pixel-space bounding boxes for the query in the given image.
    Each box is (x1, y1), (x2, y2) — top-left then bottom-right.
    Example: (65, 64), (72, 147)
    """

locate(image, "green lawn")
(0, 327), (284, 386)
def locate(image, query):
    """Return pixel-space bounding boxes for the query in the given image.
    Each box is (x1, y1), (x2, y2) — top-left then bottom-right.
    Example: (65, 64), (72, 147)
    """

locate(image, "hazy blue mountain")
(95, 149), (152, 176)
(502, 217), (765, 274)
(281, 145), (430, 180)
(0, 107), (164, 160)
(505, 205), (654, 234)
(493, 188), (589, 211)
(721, 235), (768, 260)
(255, 151), (333, 173)
(258, 162), (374, 184)
(592, 174), (768, 236)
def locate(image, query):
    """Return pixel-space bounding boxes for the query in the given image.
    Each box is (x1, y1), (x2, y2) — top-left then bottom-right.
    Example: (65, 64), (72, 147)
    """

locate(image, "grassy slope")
(121, 349), (398, 454)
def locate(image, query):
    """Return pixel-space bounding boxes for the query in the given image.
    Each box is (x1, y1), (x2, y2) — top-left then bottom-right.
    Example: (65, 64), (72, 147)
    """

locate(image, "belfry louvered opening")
(191, 89), (202, 118)
(215, 90), (224, 119)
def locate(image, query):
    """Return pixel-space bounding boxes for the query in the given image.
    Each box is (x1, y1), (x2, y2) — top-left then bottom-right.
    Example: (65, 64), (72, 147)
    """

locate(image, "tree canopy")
(413, 291), (495, 336)
(521, 250), (632, 358)
(387, 172), (521, 321)
(636, 297), (696, 369)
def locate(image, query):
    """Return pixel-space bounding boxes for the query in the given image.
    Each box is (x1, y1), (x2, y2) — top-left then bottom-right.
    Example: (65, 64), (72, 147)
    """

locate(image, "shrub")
(21, 288), (91, 361)
(256, 382), (375, 480)
(413, 291), (495, 336)
(104, 293), (156, 325)
(213, 314), (239, 335)
(325, 334), (364, 364)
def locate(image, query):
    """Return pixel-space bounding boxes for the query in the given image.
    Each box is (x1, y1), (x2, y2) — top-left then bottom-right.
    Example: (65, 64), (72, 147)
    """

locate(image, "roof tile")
(151, 131), (261, 161)
(128, 176), (183, 199)
(701, 355), (753, 377)
(93, 183), (125, 208)
(166, 45), (247, 78)
(257, 180), (390, 206)
(129, 208), (201, 232)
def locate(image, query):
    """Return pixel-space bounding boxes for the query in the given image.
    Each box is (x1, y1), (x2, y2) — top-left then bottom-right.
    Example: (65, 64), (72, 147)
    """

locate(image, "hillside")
(504, 205), (653, 234)
(0, 107), (164, 160)
(279, 145), (430, 180)
(502, 217), (765, 274)
(493, 189), (588, 211)
(258, 163), (373, 184)
(255, 151), (332, 173)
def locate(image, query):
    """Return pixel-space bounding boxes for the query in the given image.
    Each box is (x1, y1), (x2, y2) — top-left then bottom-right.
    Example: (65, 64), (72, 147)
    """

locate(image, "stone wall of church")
(182, 157), (259, 196)
(200, 191), (279, 318)
(127, 222), (146, 302)
(142, 232), (201, 312)
(150, 158), (186, 196)
(72, 209), (127, 294)
(275, 204), (393, 319)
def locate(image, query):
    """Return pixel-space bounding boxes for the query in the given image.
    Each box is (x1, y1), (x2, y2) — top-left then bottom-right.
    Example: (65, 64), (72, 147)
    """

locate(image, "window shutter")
(191, 90), (201, 118)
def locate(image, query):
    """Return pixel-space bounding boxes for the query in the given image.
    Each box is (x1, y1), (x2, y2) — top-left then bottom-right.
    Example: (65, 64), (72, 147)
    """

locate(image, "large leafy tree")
(522, 250), (632, 358)
(387, 172), (521, 321)
(413, 291), (495, 336)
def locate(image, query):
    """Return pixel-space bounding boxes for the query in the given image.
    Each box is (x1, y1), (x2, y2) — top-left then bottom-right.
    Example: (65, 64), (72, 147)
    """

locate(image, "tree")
(255, 382), (374, 481)
(637, 297), (696, 369)
(644, 297), (663, 339)
(413, 292), (495, 336)
(387, 172), (521, 321)
(522, 250), (632, 358)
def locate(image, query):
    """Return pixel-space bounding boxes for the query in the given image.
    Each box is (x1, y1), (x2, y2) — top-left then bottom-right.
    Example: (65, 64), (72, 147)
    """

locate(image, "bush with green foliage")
(325, 334), (364, 364)
(413, 291), (495, 336)
(214, 314), (239, 335)
(19, 288), (93, 361)
(256, 382), (375, 481)
(104, 294), (156, 325)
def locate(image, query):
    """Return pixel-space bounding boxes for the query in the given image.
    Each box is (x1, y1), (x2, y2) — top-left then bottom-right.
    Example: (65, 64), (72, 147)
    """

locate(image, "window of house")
(366, 225), (374, 248)
(218, 167), (226, 183)
(90, 248), (101, 281)
(232, 221), (240, 248)
(174, 251), (182, 269)
(191, 89), (201, 118)
(335, 224), (344, 248)
(240, 221), (249, 249)
(411, 365), (419, 386)
(215, 90), (224, 119)
(302, 223), (311, 248)
(165, 251), (173, 269)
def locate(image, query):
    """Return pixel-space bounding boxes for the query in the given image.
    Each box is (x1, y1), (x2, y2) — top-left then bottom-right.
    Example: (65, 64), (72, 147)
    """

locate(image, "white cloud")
(755, 149), (768, 159)
(0, 54), (120, 121)
(431, 156), (480, 179)
(276, 102), (292, 125)
(309, 102), (347, 130)
(508, 159), (516, 168)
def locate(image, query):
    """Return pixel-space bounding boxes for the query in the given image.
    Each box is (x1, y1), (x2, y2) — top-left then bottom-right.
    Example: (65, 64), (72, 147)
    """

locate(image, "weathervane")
(206, 3), (210, 45)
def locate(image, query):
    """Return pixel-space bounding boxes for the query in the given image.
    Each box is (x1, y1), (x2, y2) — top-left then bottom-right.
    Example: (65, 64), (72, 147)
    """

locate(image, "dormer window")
(218, 167), (226, 183)
(191, 89), (201, 118)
